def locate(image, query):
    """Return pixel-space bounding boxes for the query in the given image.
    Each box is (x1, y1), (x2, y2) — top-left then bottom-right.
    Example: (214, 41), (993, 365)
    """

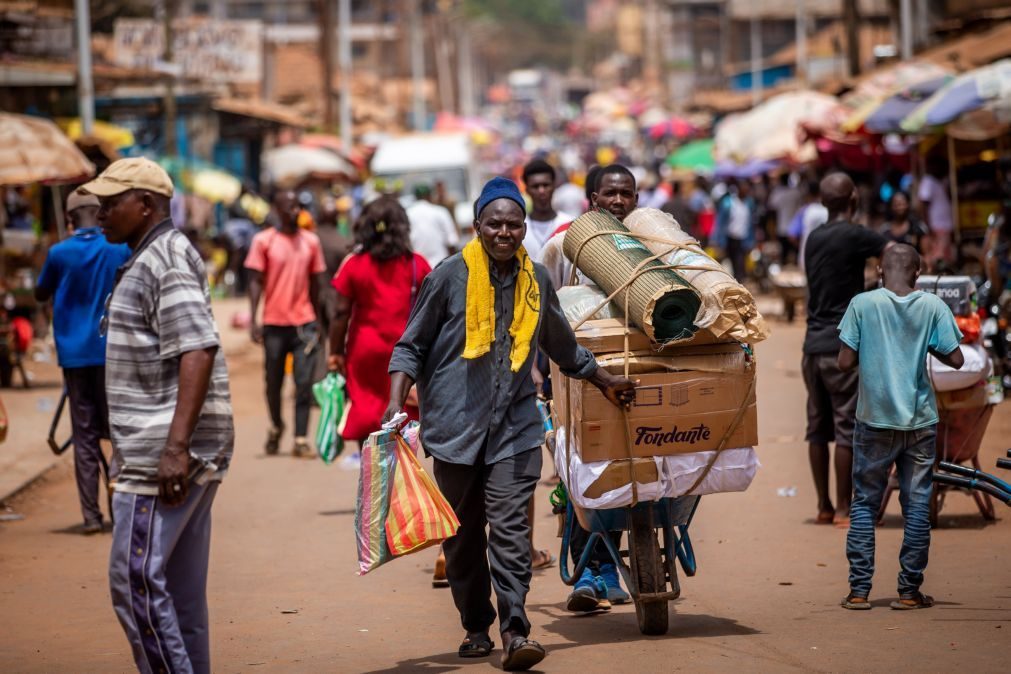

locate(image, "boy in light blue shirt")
(836, 244), (963, 611)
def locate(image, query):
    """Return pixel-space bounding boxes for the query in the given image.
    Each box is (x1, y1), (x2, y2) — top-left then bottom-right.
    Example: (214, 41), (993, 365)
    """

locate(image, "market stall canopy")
(158, 157), (243, 205)
(839, 61), (954, 133)
(58, 118), (136, 150)
(263, 144), (357, 187)
(857, 77), (952, 134)
(714, 91), (844, 164)
(665, 139), (715, 173)
(648, 116), (697, 140)
(0, 112), (95, 185)
(299, 133), (369, 169)
(901, 59), (1011, 133)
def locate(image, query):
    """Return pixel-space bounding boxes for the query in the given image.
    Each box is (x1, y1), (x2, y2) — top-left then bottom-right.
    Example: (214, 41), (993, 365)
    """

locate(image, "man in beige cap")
(83, 157), (235, 674)
(35, 188), (131, 534)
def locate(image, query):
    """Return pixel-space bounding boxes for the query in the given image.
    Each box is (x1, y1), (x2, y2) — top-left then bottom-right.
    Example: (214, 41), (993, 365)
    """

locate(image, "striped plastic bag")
(385, 433), (460, 557)
(312, 373), (349, 464)
(355, 427), (399, 575)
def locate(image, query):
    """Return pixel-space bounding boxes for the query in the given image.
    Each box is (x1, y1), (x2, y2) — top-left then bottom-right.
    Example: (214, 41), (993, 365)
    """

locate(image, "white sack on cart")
(554, 427), (668, 510)
(555, 428), (761, 509)
(928, 343), (990, 392)
(663, 448), (760, 497)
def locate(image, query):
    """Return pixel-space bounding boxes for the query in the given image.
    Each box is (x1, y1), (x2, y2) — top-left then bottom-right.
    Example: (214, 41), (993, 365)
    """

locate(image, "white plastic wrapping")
(557, 284), (621, 323)
(928, 343), (991, 392)
(555, 427), (760, 509)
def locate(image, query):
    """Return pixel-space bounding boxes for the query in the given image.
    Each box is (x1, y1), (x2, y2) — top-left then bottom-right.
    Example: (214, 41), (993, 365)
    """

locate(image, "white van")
(369, 132), (481, 229)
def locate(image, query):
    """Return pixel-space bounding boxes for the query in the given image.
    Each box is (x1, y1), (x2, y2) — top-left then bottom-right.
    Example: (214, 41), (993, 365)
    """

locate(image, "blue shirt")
(839, 288), (963, 431)
(37, 228), (131, 368)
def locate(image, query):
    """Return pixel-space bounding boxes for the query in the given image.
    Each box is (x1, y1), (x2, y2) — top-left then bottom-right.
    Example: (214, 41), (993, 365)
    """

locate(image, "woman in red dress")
(328, 196), (432, 441)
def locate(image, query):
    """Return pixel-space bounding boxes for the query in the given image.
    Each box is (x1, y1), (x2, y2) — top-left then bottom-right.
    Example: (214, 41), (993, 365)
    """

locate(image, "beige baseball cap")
(66, 188), (100, 212)
(81, 157), (174, 198)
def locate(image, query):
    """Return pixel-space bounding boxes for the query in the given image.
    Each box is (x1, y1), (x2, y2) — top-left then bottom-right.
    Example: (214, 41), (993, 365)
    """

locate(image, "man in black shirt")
(803, 173), (890, 526)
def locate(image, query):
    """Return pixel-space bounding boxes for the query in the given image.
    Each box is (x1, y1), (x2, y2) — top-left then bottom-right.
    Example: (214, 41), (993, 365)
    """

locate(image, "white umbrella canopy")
(262, 144), (356, 187)
(714, 90), (844, 164)
(0, 112), (95, 186)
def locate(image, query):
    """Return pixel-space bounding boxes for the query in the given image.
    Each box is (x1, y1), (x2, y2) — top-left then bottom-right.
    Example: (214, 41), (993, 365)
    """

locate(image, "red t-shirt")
(245, 228), (326, 326)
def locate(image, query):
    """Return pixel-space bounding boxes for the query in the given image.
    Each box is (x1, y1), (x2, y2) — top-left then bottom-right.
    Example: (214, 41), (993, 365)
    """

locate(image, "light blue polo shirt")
(839, 288), (962, 431)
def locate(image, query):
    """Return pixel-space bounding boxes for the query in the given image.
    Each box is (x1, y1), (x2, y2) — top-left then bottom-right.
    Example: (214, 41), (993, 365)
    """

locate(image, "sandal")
(841, 594), (871, 610)
(458, 632), (494, 658)
(890, 592), (934, 610)
(531, 549), (556, 570)
(815, 510), (835, 525)
(501, 636), (546, 672)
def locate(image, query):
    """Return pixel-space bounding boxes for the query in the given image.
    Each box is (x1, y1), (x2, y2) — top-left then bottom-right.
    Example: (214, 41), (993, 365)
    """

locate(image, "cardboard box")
(583, 458), (660, 499)
(553, 345), (758, 462)
(574, 318), (722, 355)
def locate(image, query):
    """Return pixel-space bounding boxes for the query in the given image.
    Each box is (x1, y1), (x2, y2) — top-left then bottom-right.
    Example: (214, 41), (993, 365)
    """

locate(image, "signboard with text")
(113, 18), (263, 84)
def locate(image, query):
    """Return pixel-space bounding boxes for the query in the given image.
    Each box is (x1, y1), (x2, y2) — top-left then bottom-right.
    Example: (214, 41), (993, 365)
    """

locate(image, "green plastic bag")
(312, 372), (349, 464)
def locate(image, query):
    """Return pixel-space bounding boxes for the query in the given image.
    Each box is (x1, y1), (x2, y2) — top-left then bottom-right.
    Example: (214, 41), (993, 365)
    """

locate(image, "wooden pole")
(318, 0), (335, 132)
(947, 134), (960, 245)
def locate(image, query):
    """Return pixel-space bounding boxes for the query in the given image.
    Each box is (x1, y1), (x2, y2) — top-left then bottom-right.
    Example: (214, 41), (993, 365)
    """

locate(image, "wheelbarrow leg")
(970, 455), (996, 522)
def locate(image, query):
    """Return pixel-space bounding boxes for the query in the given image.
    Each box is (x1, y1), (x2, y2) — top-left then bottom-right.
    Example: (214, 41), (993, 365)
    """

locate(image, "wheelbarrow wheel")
(628, 506), (668, 636)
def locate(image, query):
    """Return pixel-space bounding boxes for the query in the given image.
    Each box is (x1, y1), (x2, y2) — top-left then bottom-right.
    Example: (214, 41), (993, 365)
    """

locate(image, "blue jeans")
(847, 421), (936, 598)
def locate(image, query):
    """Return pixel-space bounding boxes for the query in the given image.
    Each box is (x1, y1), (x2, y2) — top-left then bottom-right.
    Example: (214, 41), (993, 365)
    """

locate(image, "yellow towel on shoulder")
(462, 238), (540, 371)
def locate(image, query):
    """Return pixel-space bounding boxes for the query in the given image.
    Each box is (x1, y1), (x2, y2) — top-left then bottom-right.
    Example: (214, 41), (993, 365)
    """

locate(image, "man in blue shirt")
(35, 188), (131, 533)
(837, 243), (964, 611)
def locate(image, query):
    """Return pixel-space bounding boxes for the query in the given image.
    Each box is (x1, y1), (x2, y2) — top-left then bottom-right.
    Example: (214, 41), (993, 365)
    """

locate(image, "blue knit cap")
(474, 176), (526, 219)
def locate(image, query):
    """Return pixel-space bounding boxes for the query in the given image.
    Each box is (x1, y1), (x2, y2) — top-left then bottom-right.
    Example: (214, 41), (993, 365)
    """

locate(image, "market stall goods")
(562, 210), (702, 343)
(557, 285), (621, 324)
(624, 208), (768, 343)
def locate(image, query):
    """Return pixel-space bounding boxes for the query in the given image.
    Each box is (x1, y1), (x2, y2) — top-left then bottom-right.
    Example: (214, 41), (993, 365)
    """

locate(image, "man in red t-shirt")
(245, 190), (327, 457)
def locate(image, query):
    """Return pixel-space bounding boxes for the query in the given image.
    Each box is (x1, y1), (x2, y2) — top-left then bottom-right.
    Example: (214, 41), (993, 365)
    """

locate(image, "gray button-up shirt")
(389, 252), (597, 465)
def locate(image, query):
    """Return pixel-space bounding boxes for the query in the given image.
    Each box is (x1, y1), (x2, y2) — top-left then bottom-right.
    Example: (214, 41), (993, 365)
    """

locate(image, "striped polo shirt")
(105, 219), (234, 494)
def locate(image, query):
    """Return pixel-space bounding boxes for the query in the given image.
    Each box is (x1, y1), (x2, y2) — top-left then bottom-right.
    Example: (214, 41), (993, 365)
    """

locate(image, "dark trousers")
(263, 323), (319, 438)
(64, 366), (109, 525)
(433, 448), (542, 637)
(726, 237), (749, 283)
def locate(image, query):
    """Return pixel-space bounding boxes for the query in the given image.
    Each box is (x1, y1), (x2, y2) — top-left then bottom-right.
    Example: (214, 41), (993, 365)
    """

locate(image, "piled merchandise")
(553, 208), (767, 510)
(917, 276), (1001, 466)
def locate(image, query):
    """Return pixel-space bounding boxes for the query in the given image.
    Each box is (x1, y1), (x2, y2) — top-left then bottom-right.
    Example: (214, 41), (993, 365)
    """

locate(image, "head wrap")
(474, 176), (526, 219)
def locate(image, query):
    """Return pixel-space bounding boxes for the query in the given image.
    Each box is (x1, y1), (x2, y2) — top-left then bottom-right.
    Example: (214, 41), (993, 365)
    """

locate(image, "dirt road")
(1, 318), (1008, 673)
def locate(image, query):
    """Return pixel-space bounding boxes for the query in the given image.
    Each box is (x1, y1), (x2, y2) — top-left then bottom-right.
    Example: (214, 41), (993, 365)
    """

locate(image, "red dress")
(332, 252), (431, 440)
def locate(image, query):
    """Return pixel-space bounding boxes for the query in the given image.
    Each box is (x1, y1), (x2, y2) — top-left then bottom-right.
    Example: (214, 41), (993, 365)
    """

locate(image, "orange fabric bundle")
(385, 435), (460, 557)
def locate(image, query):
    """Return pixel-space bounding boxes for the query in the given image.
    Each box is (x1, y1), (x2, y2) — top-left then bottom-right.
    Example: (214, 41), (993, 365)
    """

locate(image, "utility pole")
(458, 25), (475, 117)
(319, 0), (335, 131)
(795, 0), (807, 85)
(160, 0), (177, 157)
(410, 0), (426, 130)
(338, 0), (352, 150)
(843, 0), (861, 77)
(900, 0), (913, 59)
(74, 0), (94, 134)
(750, 13), (763, 106)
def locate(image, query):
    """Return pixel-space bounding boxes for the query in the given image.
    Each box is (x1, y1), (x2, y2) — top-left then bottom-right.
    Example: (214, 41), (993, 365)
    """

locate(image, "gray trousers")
(64, 366), (109, 525)
(109, 482), (218, 674)
(433, 448), (542, 637)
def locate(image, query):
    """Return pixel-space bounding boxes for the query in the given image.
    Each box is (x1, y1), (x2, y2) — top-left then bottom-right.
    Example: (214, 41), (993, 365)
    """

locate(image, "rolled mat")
(624, 208), (769, 343)
(562, 210), (701, 342)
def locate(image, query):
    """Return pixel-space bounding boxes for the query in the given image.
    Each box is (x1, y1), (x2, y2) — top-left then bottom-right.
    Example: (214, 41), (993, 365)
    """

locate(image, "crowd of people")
(26, 141), (1004, 672)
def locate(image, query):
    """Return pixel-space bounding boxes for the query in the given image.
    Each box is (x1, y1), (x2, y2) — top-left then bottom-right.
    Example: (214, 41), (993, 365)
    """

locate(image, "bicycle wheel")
(628, 506), (669, 635)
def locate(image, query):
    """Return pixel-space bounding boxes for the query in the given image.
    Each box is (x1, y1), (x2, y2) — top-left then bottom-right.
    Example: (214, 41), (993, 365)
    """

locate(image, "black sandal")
(458, 632), (494, 658)
(501, 636), (546, 671)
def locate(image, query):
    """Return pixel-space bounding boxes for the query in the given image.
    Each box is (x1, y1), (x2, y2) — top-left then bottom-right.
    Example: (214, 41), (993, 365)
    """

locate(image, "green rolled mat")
(562, 210), (701, 343)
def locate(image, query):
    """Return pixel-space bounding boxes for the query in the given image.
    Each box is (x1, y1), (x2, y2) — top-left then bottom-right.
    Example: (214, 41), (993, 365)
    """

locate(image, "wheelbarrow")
(933, 449), (1011, 508)
(559, 495), (700, 636)
(877, 403), (995, 527)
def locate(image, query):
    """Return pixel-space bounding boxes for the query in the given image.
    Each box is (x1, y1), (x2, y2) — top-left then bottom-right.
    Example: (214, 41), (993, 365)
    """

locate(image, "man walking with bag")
(82, 157), (234, 674)
(385, 177), (636, 671)
(245, 189), (327, 457)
